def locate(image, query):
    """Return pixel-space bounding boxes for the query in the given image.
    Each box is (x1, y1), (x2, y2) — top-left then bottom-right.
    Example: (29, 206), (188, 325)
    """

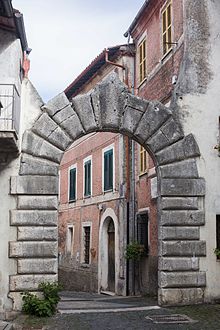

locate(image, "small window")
(83, 226), (91, 264)
(216, 215), (220, 259)
(104, 148), (113, 192)
(140, 146), (148, 175)
(138, 39), (146, 83)
(137, 213), (149, 254)
(66, 225), (74, 255)
(84, 159), (91, 197)
(162, 2), (172, 56)
(69, 166), (76, 202)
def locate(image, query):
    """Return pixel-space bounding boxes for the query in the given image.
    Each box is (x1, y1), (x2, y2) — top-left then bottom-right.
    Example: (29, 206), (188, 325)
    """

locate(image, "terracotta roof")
(64, 45), (127, 99)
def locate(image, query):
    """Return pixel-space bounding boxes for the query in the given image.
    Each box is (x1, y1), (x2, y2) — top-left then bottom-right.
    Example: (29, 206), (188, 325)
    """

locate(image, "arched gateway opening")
(9, 73), (206, 308)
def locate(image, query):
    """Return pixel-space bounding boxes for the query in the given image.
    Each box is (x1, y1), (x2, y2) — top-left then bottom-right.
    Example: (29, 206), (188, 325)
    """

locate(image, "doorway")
(107, 219), (115, 292)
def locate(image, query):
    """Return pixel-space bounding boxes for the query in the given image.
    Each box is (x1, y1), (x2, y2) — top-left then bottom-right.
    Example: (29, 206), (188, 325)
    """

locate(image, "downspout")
(105, 49), (126, 70)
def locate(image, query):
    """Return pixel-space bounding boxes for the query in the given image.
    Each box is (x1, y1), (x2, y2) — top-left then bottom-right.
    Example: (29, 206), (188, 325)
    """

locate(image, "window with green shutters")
(84, 159), (91, 197)
(69, 167), (76, 201)
(104, 148), (113, 192)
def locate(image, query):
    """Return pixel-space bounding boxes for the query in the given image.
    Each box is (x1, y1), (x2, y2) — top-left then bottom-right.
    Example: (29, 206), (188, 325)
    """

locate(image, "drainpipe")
(105, 49), (126, 70)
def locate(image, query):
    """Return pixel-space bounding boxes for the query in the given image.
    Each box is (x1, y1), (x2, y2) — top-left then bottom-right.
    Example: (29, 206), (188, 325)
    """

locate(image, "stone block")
(158, 288), (204, 306)
(160, 227), (199, 240)
(161, 197), (199, 210)
(161, 210), (205, 226)
(156, 134), (200, 165)
(17, 196), (58, 210)
(10, 274), (58, 291)
(72, 93), (98, 132)
(160, 271), (206, 288)
(158, 257), (199, 271)
(91, 72), (127, 130)
(18, 227), (57, 241)
(22, 131), (63, 163)
(161, 178), (205, 196)
(10, 210), (58, 226)
(9, 241), (57, 258)
(147, 118), (184, 152)
(160, 159), (198, 178)
(32, 113), (72, 150)
(135, 102), (171, 143)
(18, 258), (57, 274)
(20, 154), (59, 176)
(162, 240), (206, 257)
(43, 92), (70, 117)
(10, 176), (58, 195)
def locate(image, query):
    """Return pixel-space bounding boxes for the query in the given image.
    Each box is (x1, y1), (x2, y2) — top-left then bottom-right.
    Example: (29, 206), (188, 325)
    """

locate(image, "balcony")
(0, 84), (20, 157)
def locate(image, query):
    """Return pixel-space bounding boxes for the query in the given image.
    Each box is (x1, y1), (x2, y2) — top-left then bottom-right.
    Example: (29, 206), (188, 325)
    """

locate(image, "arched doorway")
(9, 73), (206, 308)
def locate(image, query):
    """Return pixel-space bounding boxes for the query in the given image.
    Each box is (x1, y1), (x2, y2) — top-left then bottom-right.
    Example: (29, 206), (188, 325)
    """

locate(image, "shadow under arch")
(9, 72), (206, 307)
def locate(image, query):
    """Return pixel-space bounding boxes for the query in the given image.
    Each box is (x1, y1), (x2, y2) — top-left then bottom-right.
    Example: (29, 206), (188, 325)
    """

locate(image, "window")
(162, 2), (172, 56)
(140, 146), (148, 175)
(103, 147), (114, 192)
(84, 157), (92, 197)
(66, 225), (74, 255)
(137, 212), (149, 254)
(216, 215), (220, 259)
(69, 165), (76, 202)
(138, 39), (146, 83)
(83, 226), (91, 264)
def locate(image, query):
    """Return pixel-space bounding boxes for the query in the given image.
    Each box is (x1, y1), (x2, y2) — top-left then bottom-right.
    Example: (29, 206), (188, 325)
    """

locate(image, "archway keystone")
(9, 73), (206, 307)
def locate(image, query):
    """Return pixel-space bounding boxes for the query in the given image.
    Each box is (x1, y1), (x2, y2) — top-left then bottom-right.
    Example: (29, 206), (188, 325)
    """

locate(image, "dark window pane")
(84, 160), (91, 196)
(84, 226), (90, 264)
(137, 213), (148, 254)
(104, 149), (113, 191)
(69, 168), (76, 201)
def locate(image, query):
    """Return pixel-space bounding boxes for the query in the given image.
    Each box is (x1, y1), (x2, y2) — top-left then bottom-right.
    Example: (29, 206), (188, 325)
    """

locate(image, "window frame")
(81, 222), (92, 265)
(139, 145), (148, 176)
(137, 210), (149, 255)
(68, 164), (77, 202)
(138, 38), (147, 84)
(161, 1), (173, 57)
(83, 155), (92, 198)
(66, 224), (75, 256)
(102, 144), (115, 193)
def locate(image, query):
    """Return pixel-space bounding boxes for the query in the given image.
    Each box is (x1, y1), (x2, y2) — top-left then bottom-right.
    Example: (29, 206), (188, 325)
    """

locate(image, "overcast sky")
(13, 0), (144, 102)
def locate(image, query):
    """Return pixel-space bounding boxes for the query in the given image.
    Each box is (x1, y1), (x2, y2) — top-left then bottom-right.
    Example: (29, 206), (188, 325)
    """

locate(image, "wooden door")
(108, 220), (115, 292)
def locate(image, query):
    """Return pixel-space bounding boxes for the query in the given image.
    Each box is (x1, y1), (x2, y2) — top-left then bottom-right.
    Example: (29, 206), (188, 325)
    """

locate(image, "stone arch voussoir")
(9, 72), (206, 308)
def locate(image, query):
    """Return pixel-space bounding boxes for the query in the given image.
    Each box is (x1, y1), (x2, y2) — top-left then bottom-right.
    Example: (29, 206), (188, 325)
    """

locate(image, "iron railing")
(0, 83), (20, 135)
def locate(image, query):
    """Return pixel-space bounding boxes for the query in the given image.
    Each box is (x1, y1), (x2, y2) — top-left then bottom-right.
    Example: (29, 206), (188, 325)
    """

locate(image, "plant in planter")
(214, 248), (220, 259)
(125, 241), (145, 261)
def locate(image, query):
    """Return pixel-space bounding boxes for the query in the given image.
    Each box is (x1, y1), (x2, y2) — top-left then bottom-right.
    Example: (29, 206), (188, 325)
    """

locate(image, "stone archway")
(9, 73), (206, 308)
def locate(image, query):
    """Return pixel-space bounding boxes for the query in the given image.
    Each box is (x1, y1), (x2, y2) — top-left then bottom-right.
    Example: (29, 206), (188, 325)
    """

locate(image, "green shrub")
(22, 282), (62, 317)
(125, 241), (145, 261)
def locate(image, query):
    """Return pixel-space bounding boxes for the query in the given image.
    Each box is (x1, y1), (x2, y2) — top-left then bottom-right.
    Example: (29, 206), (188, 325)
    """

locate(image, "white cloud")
(13, 0), (144, 102)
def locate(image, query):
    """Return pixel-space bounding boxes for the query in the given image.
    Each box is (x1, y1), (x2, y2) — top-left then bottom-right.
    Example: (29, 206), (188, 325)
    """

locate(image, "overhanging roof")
(124, 0), (151, 37)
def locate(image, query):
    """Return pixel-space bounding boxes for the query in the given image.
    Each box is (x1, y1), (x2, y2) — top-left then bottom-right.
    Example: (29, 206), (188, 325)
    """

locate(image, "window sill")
(103, 189), (113, 194)
(137, 76), (148, 89)
(139, 171), (148, 178)
(161, 47), (173, 63)
(80, 263), (90, 268)
(69, 199), (76, 204)
(83, 194), (91, 199)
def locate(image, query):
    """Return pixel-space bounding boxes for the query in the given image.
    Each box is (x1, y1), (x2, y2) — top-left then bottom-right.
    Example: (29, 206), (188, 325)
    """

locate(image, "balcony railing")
(0, 84), (20, 135)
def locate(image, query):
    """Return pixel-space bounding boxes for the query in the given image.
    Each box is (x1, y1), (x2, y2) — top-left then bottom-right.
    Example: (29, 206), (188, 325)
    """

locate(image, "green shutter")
(84, 160), (91, 196)
(104, 149), (113, 191)
(69, 167), (76, 201)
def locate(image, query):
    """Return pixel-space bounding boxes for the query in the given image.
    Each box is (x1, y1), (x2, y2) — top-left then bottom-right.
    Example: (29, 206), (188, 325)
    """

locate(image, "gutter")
(124, 0), (150, 37)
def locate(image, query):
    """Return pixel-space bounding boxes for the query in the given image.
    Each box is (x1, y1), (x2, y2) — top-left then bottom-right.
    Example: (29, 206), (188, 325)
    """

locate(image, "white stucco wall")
(177, 0), (220, 302)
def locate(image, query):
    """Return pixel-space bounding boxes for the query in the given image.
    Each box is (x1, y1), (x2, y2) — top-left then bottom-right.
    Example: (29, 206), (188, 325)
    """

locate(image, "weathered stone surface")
(158, 288), (204, 306)
(43, 92), (70, 117)
(160, 227), (199, 240)
(10, 176), (58, 195)
(52, 106), (85, 140)
(17, 196), (58, 210)
(72, 93), (97, 132)
(32, 113), (72, 150)
(158, 257), (199, 271)
(135, 102), (172, 143)
(161, 197), (199, 210)
(20, 154), (59, 176)
(160, 271), (206, 288)
(18, 259), (57, 274)
(10, 210), (58, 226)
(22, 131), (63, 163)
(120, 94), (148, 136)
(147, 118), (184, 152)
(91, 73), (127, 130)
(18, 227), (57, 241)
(9, 241), (57, 258)
(156, 134), (200, 165)
(161, 210), (205, 226)
(160, 159), (198, 178)
(162, 240), (206, 256)
(161, 178), (205, 196)
(10, 275), (57, 291)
